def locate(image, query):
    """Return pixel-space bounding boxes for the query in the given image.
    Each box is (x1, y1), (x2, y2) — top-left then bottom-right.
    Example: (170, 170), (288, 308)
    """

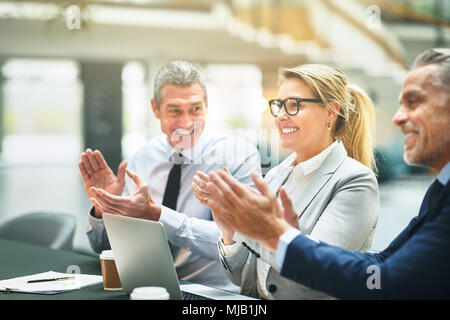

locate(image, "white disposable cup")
(130, 287), (170, 300)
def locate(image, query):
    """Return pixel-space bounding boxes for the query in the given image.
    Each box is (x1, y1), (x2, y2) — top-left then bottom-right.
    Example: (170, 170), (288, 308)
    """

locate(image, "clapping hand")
(192, 169), (236, 244)
(203, 170), (298, 252)
(89, 169), (162, 221)
(78, 149), (127, 218)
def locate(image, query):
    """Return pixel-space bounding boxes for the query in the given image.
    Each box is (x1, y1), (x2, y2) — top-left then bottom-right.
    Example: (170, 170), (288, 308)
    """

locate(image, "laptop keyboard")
(182, 291), (213, 300)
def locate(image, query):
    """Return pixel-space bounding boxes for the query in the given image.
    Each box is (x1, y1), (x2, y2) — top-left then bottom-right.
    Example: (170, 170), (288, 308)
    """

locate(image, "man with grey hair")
(203, 48), (450, 299)
(78, 60), (261, 292)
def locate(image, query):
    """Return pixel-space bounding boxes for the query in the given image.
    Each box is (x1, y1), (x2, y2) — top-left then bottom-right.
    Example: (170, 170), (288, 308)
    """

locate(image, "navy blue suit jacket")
(280, 181), (450, 299)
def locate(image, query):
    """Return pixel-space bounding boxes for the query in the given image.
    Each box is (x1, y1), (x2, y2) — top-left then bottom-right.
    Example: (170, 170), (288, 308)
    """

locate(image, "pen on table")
(26, 276), (76, 284)
(1, 287), (19, 293)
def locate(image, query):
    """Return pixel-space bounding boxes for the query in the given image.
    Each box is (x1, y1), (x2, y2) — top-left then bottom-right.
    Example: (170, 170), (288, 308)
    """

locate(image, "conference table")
(0, 238), (128, 300)
(0, 238), (277, 320)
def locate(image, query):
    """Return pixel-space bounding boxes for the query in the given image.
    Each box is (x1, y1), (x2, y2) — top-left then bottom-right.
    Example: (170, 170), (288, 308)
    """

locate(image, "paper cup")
(130, 287), (170, 300)
(100, 250), (122, 291)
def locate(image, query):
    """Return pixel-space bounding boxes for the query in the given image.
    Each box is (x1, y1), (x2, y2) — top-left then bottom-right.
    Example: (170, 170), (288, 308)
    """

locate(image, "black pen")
(26, 276), (75, 284)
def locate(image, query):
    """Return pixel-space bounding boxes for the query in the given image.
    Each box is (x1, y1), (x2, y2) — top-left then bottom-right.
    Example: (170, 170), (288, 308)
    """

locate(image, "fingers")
(251, 172), (272, 197)
(93, 150), (108, 170)
(91, 187), (128, 206)
(117, 160), (128, 183)
(89, 197), (102, 211)
(80, 152), (94, 176)
(192, 176), (209, 201)
(90, 188), (129, 216)
(86, 149), (101, 171)
(80, 149), (108, 176)
(192, 185), (209, 207)
(279, 187), (299, 228)
(207, 199), (236, 228)
(78, 160), (90, 181)
(279, 187), (293, 211)
(126, 168), (145, 187)
(193, 175), (208, 192)
(207, 171), (242, 209)
(216, 169), (254, 201)
(196, 170), (210, 183)
(90, 197), (122, 216)
(194, 171), (211, 203)
(193, 190), (208, 206)
(245, 184), (261, 195)
(204, 175), (226, 204)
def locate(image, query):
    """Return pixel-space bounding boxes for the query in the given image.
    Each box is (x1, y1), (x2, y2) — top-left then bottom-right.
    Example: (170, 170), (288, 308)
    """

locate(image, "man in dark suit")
(206, 48), (450, 299)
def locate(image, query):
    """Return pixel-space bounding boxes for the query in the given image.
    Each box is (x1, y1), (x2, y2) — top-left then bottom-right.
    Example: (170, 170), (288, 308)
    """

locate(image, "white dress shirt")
(220, 141), (338, 299)
(87, 129), (261, 292)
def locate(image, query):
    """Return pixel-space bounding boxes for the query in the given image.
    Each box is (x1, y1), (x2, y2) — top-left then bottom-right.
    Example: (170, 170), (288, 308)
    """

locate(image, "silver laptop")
(102, 213), (256, 300)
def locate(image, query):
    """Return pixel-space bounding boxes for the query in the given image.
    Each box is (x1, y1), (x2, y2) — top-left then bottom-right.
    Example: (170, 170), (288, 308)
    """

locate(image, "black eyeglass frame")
(268, 97), (323, 117)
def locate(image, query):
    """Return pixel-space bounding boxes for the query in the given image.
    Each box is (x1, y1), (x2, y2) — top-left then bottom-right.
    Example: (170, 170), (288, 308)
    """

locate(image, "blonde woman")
(193, 64), (379, 299)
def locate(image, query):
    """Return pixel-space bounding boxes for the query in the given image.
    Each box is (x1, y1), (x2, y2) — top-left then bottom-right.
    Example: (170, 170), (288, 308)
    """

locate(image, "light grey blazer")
(218, 142), (379, 300)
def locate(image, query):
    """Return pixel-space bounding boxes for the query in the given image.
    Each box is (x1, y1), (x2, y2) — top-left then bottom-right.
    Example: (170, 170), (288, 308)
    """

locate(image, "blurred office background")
(0, 0), (448, 256)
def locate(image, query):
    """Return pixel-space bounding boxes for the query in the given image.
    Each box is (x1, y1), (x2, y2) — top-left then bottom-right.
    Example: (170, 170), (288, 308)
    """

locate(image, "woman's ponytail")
(336, 84), (376, 171)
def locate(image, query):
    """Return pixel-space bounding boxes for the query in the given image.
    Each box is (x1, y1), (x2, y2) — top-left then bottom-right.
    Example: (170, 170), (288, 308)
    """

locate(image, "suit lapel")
(383, 180), (448, 255)
(266, 154), (295, 195)
(409, 181), (449, 235)
(295, 143), (348, 219)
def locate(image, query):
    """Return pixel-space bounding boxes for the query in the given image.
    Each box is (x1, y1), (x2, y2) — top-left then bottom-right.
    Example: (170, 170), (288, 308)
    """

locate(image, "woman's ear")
(327, 101), (340, 123)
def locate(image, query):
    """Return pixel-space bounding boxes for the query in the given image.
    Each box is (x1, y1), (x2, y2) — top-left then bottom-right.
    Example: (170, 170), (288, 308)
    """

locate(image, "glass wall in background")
(121, 61), (149, 160)
(205, 63), (264, 132)
(0, 58), (92, 252)
(1, 59), (82, 164)
(0, 59), (267, 165)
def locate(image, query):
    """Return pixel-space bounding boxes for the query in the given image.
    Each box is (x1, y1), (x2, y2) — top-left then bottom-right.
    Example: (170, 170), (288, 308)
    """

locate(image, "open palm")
(78, 149), (127, 215)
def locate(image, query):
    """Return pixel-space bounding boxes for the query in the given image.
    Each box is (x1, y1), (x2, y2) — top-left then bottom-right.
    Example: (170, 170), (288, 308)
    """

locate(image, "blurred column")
(80, 62), (123, 174)
(433, 0), (446, 47)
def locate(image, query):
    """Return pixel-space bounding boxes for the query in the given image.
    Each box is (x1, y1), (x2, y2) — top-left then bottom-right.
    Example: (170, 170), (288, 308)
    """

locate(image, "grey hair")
(412, 48), (450, 89)
(153, 60), (208, 108)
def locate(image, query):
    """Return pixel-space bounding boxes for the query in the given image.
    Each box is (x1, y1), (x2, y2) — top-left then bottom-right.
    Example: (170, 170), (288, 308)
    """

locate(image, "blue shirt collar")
(437, 161), (450, 186)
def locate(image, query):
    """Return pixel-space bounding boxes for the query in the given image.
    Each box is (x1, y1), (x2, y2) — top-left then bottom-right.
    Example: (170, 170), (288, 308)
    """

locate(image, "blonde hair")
(279, 64), (376, 171)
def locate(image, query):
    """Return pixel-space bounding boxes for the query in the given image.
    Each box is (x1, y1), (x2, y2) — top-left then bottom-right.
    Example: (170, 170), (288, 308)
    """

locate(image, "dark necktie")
(428, 179), (443, 209)
(162, 153), (183, 210)
(162, 153), (183, 261)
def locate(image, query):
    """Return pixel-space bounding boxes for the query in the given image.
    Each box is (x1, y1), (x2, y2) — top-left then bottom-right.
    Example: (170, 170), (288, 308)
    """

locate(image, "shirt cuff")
(88, 207), (104, 227)
(275, 227), (302, 267)
(158, 205), (185, 240)
(218, 237), (242, 257)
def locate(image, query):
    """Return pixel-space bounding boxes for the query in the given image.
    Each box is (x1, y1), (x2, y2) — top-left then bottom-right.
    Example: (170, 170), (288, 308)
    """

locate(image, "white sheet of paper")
(0, 271), (103, 294)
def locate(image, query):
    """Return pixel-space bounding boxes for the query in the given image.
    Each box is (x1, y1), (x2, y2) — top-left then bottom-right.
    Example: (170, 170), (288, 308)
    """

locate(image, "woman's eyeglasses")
(269, 97), (323, 117)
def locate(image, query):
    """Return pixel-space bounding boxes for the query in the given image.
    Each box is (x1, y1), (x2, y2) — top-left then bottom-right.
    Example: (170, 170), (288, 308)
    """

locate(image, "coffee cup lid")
(100, 250), (115, 260)
(130, 287), (170, 300)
